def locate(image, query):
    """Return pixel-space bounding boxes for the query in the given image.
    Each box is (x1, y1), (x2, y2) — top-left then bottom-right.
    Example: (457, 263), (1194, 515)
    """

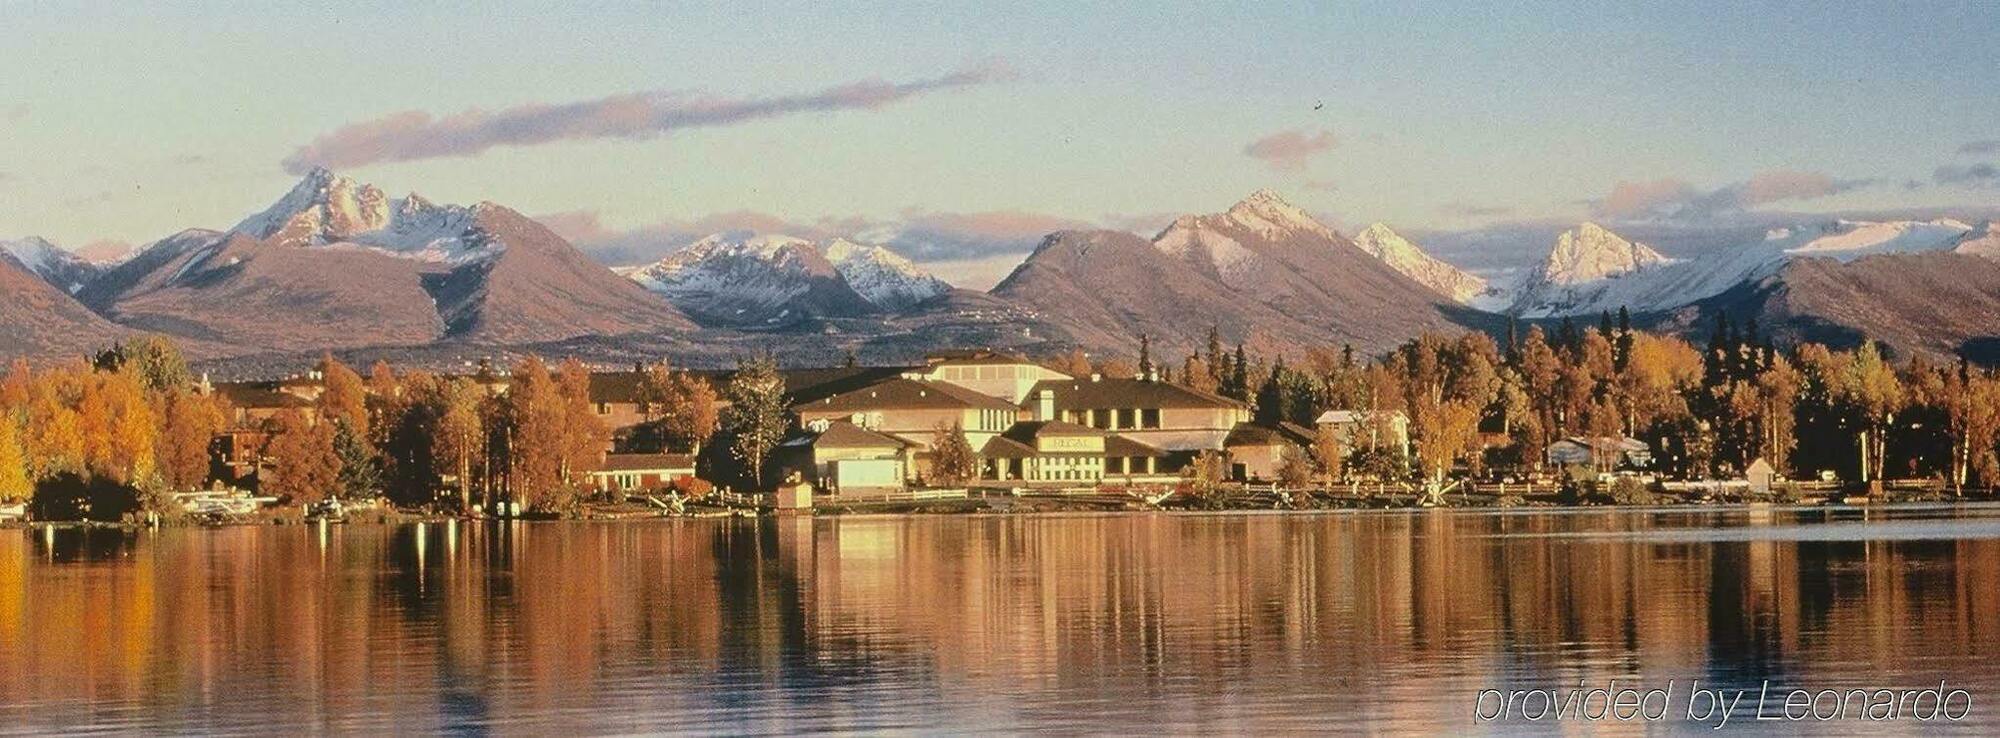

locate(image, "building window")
(1090, 409), (1110, 428)
(597, 402), (611, 415)
(1141, 409), (1161, 429)
(1107, 457), (1126, 474)
(1116, 408), (1135, 429)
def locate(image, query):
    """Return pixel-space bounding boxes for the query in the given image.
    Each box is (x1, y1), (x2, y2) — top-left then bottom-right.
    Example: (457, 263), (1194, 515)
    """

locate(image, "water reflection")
(3, 507), (2000, 733)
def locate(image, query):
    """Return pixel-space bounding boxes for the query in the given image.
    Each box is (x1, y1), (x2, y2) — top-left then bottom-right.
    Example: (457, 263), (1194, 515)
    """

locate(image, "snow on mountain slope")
(1153, 189), (1336, 283)
(1504, 219), (1981, 318)
(1, 236), (101, 293)
(626, 232), (878, 324)
(1506, 223), (1674, 317)
(233, 167), (494, 264)
(822, 238), (950, 310)
(1955, 222), (2000, 260)
(1351, 223), (1491, 304)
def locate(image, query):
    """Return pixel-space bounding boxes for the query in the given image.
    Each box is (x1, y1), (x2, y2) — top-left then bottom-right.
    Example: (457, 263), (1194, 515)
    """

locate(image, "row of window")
(974, 408), (1016, 431)
(938, 366), (1032, 380)
(1105, 457), (1156, 474)
(1062, 408), (1163, 430)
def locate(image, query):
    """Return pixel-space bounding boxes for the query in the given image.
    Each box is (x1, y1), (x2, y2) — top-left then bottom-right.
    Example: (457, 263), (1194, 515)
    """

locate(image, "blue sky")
(3, 1), (1997, 283)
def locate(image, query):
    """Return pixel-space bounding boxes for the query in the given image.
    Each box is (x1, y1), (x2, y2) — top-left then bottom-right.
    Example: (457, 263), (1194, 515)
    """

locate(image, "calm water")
(4, 506), (2000, 734)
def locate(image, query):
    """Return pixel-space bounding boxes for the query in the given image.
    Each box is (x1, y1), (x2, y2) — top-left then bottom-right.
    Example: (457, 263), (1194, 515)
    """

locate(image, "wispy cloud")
(1593, 169), (1877, 220)
(1936, 162), (2000, 188)
(281, 61), (1016, 174)
(885, 209), (1094, 261)
(1242, 129), (1337, 172)
(1440, 202), (1513, 218)
(1959, 140), (2000, 155)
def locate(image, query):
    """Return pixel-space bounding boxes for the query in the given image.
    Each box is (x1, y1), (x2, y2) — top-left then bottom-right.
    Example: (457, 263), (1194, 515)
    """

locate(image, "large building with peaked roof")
(792, 375), (1021, 454)
(1019, 375), (1251, 452)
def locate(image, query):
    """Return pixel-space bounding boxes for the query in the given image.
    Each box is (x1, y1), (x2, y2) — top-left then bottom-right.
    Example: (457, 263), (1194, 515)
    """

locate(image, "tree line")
(0, 339), (770, 519)
(1124, 314), (2000, 490)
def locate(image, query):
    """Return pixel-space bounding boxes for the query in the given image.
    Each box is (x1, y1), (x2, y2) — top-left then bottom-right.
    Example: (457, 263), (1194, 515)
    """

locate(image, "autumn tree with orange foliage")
(316, 354), (369, 439)
(662, 370), (720, 455)
(156, 387), (225, 491)
(262, 409), (338, 504)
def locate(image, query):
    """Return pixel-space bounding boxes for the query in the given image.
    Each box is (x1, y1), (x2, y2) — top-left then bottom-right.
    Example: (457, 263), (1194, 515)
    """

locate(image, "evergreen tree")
(1137, 334), (1154, 378)
(1614, 306), (1635, 371)
(333, 420), (381, 499)
(928, 421), (978, 486)
(1224, 344), (1250, 400)
(1205, 327), (1225, 381)
(1254, 359), (1291, 426)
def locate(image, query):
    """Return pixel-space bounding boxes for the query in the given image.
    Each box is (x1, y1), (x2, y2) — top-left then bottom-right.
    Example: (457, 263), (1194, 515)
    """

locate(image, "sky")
(3, 1), (1998, 285)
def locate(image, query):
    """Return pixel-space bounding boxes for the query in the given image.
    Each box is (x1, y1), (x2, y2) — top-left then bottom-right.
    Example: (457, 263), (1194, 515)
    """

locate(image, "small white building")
(1313, 409), (1411, 459)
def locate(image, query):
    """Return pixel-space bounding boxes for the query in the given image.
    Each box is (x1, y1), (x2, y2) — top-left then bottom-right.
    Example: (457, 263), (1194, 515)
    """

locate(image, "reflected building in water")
(2, 510), (1999, 732)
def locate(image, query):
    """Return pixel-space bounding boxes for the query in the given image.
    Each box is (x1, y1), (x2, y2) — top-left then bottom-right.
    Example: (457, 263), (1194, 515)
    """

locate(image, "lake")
(3, 505), (1999, 734)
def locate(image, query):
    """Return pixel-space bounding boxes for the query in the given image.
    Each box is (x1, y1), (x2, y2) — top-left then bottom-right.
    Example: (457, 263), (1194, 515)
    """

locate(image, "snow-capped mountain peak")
(1493, 217), (1994, 318)
(1220, 189), (1335, 240)
(1539, 222), (1672, 285)
(231, 168), (494, 264)
(1351, 223), (1491, 304)
(1503, 223), (1674, 317)
(823, 237), (951, 310)
(625, 231), (896, 324)
(2, 236), (103, 294)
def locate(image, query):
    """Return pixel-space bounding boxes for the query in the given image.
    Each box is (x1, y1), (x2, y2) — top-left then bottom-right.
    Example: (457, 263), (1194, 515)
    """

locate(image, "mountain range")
(620, 232), (950, 325)
(5, 173), (2000, 369)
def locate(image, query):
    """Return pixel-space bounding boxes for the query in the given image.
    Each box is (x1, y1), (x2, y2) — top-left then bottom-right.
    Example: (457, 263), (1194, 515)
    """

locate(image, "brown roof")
(1000, 420), (1103, 445)
(1103, 434), (1163, 457)
(979, 436), (1037, 459)
(1225, 422), (1307, 448)
(597, 453), (696, 472)
(212, 382), (313, 410)
(795, 376), (1017, 414)
(1024, 377), (1244, 411)
(789, 421), (912, 450)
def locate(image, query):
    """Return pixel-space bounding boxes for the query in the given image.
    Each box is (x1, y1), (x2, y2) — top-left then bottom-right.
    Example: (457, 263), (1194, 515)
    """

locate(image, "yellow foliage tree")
(0, 417), (30, 502)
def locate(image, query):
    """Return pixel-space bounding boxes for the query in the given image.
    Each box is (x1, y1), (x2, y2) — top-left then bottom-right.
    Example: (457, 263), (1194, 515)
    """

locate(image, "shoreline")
(7, 490), (1995, 531)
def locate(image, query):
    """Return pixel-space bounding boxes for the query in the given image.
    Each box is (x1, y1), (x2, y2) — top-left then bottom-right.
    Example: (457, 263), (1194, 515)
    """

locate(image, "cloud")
(281, 61), (1016, 174)
(1596, 178), (1699, 219)
(1439, 202), (1514, 218)
(1242, 129), (1337, 172)
(1935, 162), (2000, 188)
(882, 209), (1094, 261)
(1300, 179), (1339, 193)
(540, 209), (861, 265)
(1959, 140), (2000, 155)
(1100, 211), (1179, 236)
(1593, 170), (1877, 220)
(75, 240), (134, 262)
